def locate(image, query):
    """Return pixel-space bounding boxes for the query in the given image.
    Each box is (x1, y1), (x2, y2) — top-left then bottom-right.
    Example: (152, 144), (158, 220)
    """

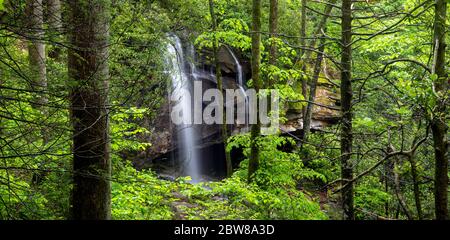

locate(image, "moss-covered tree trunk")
(248, 0), (262, 183)
(431, 0), (448, 220)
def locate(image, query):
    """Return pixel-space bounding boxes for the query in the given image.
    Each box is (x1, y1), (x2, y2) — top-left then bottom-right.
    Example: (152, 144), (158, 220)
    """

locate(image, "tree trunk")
(383, 159), (390, 217)
(408, 156), (423, 220)
(300, 0), (307, 57)
(26, 0), (49, 186)
(26, 0), (46, 87)
(46, 0), (63, 59)
(47, 0), (62, 31)
(269, 0), (278, 69)
(26, 0), (48, 137)
(340, 0), (355, 220)
(304, 0), (336, 61)
(393, 159), (413, 220)
(209, 0), (232, 177)
(300, 0), (336, 143)
(298, 1), (334, 147)
(431, 0), (448, 220)
(301, 39), (325, 143)
(248, 0), (262, 183)
(68, 0), (111, 220)
(268, 0), (278, 136)
(300, 0), (307, 121)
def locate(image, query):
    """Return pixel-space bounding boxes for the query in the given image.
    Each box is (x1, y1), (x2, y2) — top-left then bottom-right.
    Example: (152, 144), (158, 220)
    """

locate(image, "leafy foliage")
(0, 0), (447, 220)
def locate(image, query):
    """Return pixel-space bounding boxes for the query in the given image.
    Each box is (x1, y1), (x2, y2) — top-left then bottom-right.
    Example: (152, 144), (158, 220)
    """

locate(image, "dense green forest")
(0, 0), (448, 220)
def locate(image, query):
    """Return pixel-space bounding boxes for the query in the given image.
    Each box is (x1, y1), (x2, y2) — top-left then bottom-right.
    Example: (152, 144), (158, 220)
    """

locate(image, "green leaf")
(430, 74), (438, 82)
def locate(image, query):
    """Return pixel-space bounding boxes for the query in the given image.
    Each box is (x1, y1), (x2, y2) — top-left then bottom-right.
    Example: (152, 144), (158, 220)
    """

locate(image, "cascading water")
(165, 35), (250, 181)
(188, 45), (200, 80)
(226, 46), (245, 86)
(226, 46), (249, 130)
(166, 35), (202, 182)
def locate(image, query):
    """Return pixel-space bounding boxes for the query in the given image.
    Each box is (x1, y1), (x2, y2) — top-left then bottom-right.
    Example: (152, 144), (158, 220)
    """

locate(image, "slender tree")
(431, 0), (448, 220)
(304, 0), (336, 61)
(46, 0), (63, 59)
(300, 0), (308, 119)
(269, 0), (278, 69)
(209, 0), (232, 177)
(299, 0), (307, 57)
(301, 0), (335, 143)
(268, 0), (278, 127)
(408, 154), (423, 219)
(301, 35), (326, 143)
(340, 0), (355, 220)
(68, 0), (111, 220)
(26, 0), (48, 140)
(26, 0), (46, 88)
(248, 0), (262, 183)
(26, 0), (49, 185)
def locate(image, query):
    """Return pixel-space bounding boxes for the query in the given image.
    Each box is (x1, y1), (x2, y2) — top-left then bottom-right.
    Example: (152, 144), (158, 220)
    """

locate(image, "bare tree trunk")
(299, 0), (335, 146)
(304, 0), (336, 61)
(300, 0), (307, 120)
(46, 0), (62, 59)
(431, 0), (448, 220)
(383, 130), (394, 218)
(26, 0), (49, 186)
(408, 156), (423, 220)
(383, 160), (390, 216)
(268, 0), (278, 138)
(26, 0), (46, 87)
(301, 39), (325, 143)
(393, 158), (413, 220)
(269, 0), (278, 69)
(340, 0), (354, 220)
(299, 0), (307, 57)
(248, 0), (262, 183)
(68, 0), (111, 220)
(209, 0), (232, 177)
(26, 0), (48, 139)
(300, 0), (335, 143)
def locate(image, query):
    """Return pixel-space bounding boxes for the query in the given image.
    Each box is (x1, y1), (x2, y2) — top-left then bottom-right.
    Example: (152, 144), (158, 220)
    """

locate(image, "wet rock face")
(281, 85), (341, 135)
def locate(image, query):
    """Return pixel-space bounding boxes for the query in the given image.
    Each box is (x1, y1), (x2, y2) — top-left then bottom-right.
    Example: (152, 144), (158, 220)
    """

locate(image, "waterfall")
(226, 46), (245, 87)
(166, 35), (202, 182)
(188, 45), (199, 80)
(165, 35), (250, 181)
(226, 46), (249, 130)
